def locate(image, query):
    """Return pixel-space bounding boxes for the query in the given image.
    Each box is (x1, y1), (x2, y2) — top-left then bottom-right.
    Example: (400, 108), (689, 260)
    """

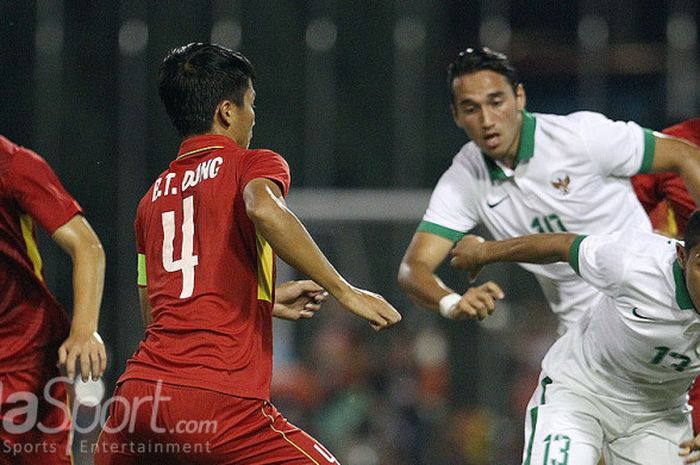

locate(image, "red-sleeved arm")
(655, 119), (700, 233)
(134, 195), (149, 287)
(631, 173), (661, 213)
(631, 118), (700, 235)
(654, 172), (695, 233)
(5, 143), (82, 234)
(133, 196), (147, 255)
(240, 149), (291, 197)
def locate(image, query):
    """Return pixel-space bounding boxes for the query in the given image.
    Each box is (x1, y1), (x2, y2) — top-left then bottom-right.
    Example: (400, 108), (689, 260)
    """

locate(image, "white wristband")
(438, 293), (461, 319)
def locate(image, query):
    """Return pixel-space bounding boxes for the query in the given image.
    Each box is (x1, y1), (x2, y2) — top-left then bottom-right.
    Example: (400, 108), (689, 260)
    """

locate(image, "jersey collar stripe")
(482, 109), (537, 182)
(673, 260), (695, 310)
(176, 145), (224, 160)
(517, 109), (536, 163)
(638, 129), (656, 173)
(483, 155), (509, 181)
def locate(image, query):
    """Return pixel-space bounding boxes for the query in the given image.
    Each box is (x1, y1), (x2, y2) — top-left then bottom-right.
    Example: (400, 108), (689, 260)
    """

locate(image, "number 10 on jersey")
(161, 195), (199, 298)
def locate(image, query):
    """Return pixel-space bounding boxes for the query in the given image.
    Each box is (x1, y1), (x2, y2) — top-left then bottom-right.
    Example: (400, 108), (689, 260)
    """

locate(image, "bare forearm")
(51, 216), (105, 334)
(652, 136), (700, 206)
(677, 158), (700, 209)
(397, 262), (453, 312)
(400, 232), (506, 321)
(477, 233), (574, 266)
(668, 145), (700, 207)
(51, 216), (107, 380)
(244, 179), (401, 331)
(251, 202), (350, 298)
(69, 242), (105, 333)
(398, 233), (457, 312)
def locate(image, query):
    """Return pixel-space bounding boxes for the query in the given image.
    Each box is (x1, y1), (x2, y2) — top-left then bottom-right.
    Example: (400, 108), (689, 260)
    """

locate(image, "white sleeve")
(571, 232), (628, 298)
(570, 111), (654, 177)
(422, 154), (480, 234)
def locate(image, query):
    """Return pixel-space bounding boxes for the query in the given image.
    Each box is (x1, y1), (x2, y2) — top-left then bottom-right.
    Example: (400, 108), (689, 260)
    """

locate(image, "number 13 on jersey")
(161, 195), (199, 298)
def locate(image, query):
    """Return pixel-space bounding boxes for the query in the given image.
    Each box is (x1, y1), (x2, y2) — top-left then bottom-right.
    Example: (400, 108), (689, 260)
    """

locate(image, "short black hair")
(446, 47), (519, 104)
(685, 210), (700, 252)
(158, 43), (256, 138)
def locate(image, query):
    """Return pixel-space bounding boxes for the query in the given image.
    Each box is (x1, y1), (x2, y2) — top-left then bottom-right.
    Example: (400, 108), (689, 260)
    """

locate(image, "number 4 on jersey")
(161, 195), (199, 298)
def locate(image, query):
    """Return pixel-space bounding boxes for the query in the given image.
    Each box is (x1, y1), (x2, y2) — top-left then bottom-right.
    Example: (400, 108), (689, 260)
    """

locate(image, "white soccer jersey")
(543, 230), (700, 412)
(421, 110), (655, 331)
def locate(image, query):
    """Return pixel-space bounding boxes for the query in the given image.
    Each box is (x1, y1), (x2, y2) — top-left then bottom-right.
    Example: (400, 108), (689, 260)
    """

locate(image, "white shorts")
(522, 373), (692, 465)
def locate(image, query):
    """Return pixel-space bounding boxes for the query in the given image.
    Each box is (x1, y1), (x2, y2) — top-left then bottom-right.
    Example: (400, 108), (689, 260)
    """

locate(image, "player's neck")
(503, 152), (518, 169)
(504, 118), (524, 168)
(189, 127), (241, 147)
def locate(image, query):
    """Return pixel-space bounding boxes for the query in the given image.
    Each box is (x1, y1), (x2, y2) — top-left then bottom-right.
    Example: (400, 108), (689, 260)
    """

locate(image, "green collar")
(483, 110), (536, 181)
(673, 261), (695, 310)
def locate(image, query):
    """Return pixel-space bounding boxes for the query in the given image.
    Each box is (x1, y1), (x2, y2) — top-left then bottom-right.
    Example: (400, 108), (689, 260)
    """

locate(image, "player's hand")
(58, 330), (107, 382)
(679, 434), (700, 464)
(338, 286), (402, 331)
(443, 283), (504, 321)
(273, 280), (328, 321)
(449, 234), (487, 282)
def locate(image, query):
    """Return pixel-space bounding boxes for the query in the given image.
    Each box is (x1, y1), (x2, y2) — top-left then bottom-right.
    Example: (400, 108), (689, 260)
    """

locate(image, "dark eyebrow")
(457, 91), (507, 107)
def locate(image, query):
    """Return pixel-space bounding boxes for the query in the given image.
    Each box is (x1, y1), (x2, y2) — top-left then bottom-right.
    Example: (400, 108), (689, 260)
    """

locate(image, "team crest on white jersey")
(551, 174), (570, 194)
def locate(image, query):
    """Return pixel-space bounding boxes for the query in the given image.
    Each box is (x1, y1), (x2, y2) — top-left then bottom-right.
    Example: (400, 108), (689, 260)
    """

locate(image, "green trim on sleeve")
(416, 221), (466, 243)
(137, 253), (147, 286)
(568, 235), (587, 276)
(639, 129), (655, 173)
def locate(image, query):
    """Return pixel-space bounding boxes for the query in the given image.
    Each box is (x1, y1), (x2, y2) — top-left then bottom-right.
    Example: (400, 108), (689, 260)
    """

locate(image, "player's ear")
(215, 100), (235, 128)
(676, 242), (688, 269)
(515, 83), (526, 110)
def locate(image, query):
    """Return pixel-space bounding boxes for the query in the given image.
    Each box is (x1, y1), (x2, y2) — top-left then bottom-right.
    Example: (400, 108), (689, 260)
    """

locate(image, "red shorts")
(94, 380), (339, 465)
(0, 366), (72, 465)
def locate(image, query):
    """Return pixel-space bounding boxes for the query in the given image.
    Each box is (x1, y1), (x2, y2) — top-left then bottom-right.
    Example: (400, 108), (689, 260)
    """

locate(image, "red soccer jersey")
(0, 136), (80, 371)
(631, 118), (700, 236)
(121, 134), (291, 400)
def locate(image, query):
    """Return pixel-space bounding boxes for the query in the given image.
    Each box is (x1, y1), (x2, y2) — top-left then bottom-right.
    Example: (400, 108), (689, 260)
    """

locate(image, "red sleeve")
(134, 194), (150, 255)
(663, 118), (700, 147)
(5, 144), (82, 234)
(631, 173), (661, 213)
(133, 194), (149, 287)
(656, 172), (695, 233)
(631, 119), (700, 234)
(239, 149), (291, 197)
(658, 119), (700, 233)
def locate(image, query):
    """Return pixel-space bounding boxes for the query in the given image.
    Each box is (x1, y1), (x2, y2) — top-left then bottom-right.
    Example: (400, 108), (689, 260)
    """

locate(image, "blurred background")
(1, 1), (699, 464)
